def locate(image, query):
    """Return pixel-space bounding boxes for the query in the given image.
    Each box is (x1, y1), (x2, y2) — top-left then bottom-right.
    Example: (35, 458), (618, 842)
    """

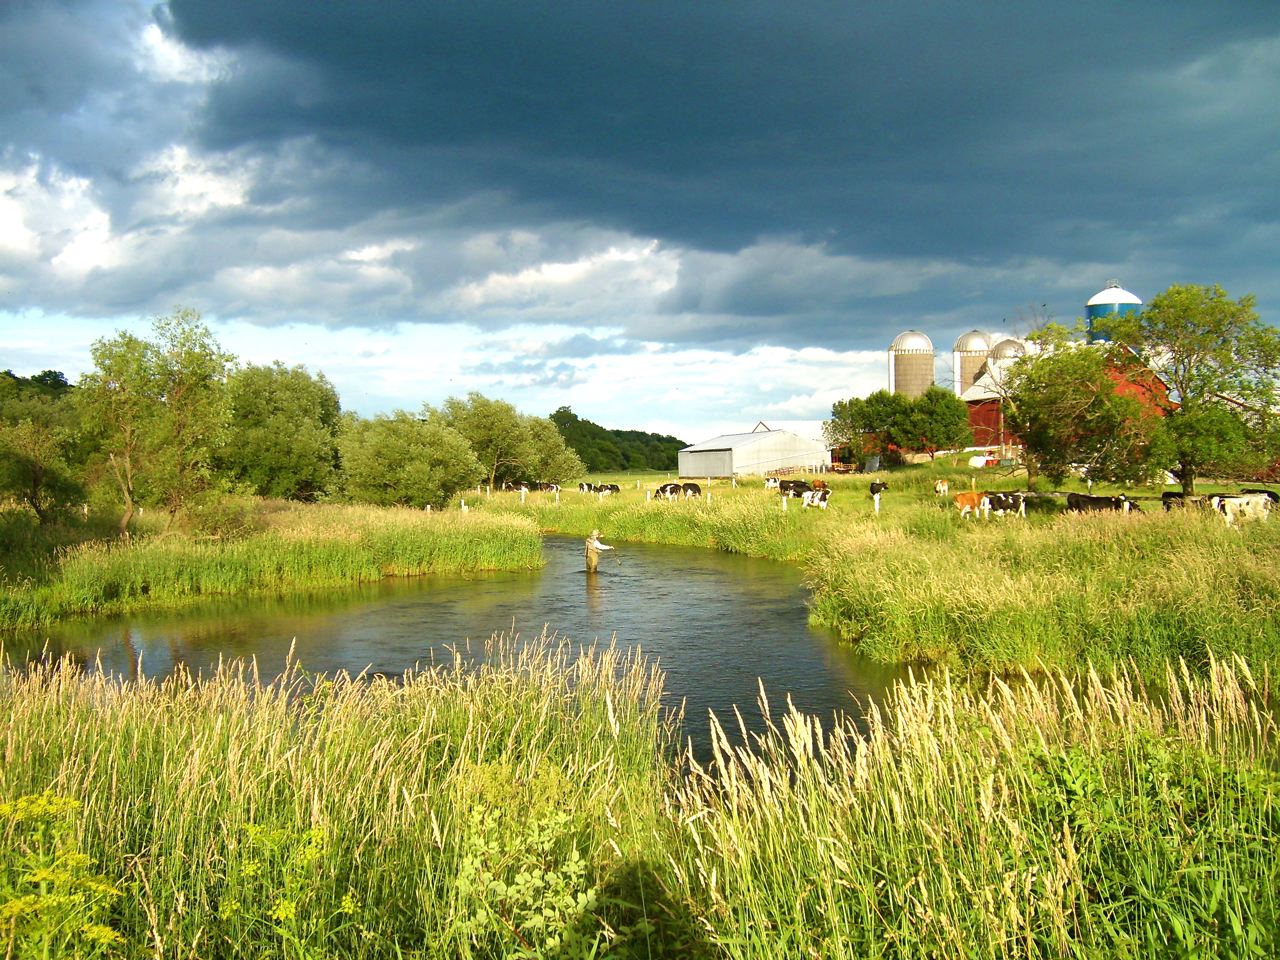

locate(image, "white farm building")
(678, 424), (831, 478)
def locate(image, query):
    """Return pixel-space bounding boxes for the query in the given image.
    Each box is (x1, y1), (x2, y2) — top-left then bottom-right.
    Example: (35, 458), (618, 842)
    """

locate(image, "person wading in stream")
(584, 529), (614, 572)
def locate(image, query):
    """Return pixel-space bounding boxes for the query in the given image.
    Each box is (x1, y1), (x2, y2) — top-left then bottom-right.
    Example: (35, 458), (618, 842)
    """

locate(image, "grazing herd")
(501, 472), (1276, 527)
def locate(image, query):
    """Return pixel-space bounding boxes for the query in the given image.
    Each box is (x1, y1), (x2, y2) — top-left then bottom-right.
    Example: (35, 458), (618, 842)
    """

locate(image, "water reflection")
(12, 537), (903, 753)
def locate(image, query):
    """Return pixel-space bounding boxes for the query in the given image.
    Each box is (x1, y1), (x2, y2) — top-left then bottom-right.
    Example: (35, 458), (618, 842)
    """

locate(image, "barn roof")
(751, 419), (832, 446)
(680, 431), (788, 453)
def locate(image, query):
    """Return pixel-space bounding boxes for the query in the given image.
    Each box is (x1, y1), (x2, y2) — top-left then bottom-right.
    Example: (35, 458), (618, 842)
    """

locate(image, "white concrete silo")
(888, 330), (935, 398)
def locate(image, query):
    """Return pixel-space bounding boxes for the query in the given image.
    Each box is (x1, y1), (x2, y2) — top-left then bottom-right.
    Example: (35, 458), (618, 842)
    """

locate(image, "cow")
(811, 479), (829, 491)
(578, 482), (596, 494)
(934, 479), (950, 497)
(986, 492), (1026, 518)
(596, 483), (621, 497)
(953, 491), (991, 520)
(779, 479), (812, 498)
(656, 482), (683, 501)
(681, 482), (702, 499)
(1067, 492), (1132, 513)
(503, 480), (532, 493)
(764, 476), (781, 489)
(1161, 492), (1214, 512)
(801, 488), (831, 509)
(869, 481), (888, 496)
(538, 482), (561, 493)
(1212, 494), (1271, 527)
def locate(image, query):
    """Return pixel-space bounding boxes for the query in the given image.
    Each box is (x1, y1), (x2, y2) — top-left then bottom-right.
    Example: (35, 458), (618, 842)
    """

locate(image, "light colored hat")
(590, 529), (600, 537)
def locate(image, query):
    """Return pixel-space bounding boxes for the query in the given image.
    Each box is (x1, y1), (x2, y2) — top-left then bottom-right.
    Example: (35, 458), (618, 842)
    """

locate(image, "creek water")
(13, 536), (903, 754)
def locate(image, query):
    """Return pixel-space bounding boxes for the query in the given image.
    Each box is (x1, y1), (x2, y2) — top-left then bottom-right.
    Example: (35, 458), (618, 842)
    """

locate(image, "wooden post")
(460, 499), (468, 513)
(782, 495), (788, 512)
(520, 489), (527, 504)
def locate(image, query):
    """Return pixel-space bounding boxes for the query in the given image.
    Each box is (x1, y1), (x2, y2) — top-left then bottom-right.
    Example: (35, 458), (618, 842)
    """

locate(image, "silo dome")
(1086, 280), (1142, 343)
(890, 330), (934, 353)
(990, 338), (1026, 360)
(953, 329), (992, 353)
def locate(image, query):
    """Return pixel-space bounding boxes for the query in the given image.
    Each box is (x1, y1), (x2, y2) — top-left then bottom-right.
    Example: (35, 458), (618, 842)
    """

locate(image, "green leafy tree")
(435, 394), (584, 487)
(1003, 325), (1169, 488)
(338, 411), (483, 508)
(549, 407), (684, 471)
(219, 362), (341, 500)
(1098, 284), (1280, 494)
(889, 386), (974, 460)
(0, 372), (84, 523)
(825, 390), (910, 460)
(77, 309), (233, 535)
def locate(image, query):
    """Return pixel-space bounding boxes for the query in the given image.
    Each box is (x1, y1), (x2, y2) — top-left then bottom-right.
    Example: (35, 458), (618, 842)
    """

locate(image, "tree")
(1003, 325), (1168, 488)
(434, 393), (584, 487)
(77, 309), (233, 535)
(338, 412), (483, 508)
(549, 407), (685, 471)
(0, 372), (84, 523)
(825, 390), (910, 460)
(219, 362), (341, 500)
(889, 386), (973, 460)
(1098, 284), (1280, 494)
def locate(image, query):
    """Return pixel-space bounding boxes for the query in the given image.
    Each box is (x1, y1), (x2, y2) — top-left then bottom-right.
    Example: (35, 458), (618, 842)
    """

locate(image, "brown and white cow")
(953, 491), (991, 520)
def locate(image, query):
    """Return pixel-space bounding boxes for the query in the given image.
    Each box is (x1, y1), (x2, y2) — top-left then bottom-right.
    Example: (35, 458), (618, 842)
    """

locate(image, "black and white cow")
(596, 483), (621, 497)
(681, 482), (702, 499)
(538, 482), (561, 493)
(986, 492), (1026, 517)
(764, 476), (781, 489)
(578, 482), (596, 494)
(1212, 493), (1271, 527)
(779, 479), (812, 498)
(801, 488), (831, 509)
(868, 481), (888, 496)
(1067, 492), (1132, 513)
(656, 482), (683, 501)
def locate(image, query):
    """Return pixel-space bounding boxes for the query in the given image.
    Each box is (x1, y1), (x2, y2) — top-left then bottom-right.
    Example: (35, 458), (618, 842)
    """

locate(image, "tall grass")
(3, 645), (1276, 958)
(672, 655), (1280, 958)
(0, 635), (692, 959)
(0, 504), (542, 629)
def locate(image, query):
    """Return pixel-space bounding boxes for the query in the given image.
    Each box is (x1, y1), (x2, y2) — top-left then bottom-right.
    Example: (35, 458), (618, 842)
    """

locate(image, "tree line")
(548, 407), (685, 472)
(0, 309), (632, 535)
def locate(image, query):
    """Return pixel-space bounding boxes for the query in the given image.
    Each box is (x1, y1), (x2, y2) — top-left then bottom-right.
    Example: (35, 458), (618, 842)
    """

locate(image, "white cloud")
(130, 146), (253, 221)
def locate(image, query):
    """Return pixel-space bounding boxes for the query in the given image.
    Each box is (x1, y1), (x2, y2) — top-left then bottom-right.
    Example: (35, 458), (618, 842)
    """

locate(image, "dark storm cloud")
(161, 0), (1278, 262)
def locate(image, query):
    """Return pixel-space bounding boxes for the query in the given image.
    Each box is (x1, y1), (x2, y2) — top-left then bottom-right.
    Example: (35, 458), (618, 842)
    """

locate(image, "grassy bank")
(0, 503), (542, 629)
(478, 469), (1280, 676)
(2, 645), (1276, 958)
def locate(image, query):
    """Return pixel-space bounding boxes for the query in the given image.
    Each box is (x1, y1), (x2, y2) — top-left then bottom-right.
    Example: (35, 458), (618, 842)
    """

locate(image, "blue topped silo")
(1086, 280), (1142, 342)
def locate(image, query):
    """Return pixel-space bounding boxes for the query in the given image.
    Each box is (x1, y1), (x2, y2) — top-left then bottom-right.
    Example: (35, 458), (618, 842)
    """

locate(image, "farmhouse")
(678, 424), (830, 477)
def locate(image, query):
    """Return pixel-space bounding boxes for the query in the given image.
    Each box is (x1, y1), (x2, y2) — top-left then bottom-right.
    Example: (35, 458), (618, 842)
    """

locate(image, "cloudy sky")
(2, 1), (1277, 441)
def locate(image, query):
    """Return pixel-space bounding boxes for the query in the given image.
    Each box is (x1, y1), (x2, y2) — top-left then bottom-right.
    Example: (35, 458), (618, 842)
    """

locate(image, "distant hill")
(549, 407), (686, 472)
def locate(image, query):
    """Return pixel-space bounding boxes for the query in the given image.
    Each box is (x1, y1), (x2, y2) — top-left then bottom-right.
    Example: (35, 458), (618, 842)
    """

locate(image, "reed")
(0, 635), (686, 959)
(3, 646), (1275, 958)
(0, 504), (542, 629)
(671, 655), (1280, 959)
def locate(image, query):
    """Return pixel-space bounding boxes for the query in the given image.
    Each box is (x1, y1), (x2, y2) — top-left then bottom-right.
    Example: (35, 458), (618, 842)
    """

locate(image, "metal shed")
(678, 428), (830, 477)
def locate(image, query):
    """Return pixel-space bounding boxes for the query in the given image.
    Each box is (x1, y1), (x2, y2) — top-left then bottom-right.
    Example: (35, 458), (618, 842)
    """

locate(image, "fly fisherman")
(584, 529), (614, 573)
